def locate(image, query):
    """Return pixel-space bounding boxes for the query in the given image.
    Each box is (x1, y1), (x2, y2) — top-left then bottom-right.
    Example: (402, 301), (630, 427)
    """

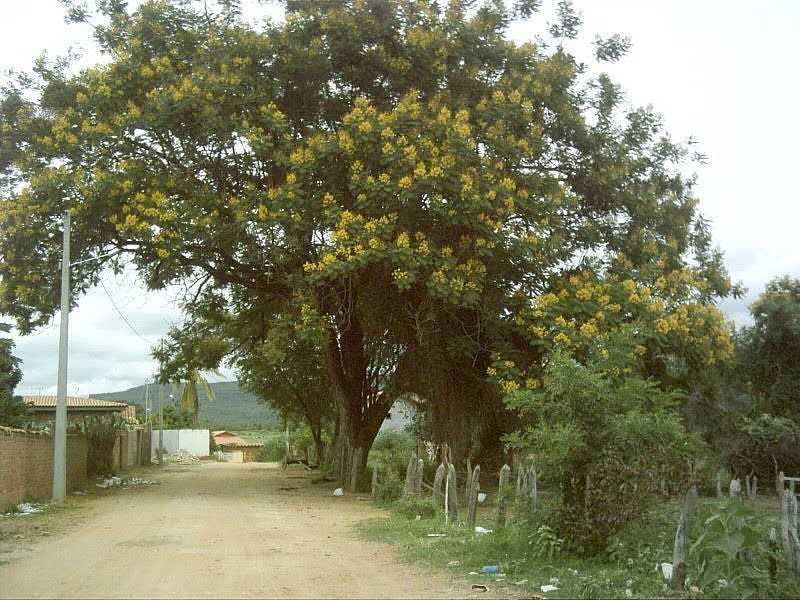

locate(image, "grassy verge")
(354, 495), (797, 599)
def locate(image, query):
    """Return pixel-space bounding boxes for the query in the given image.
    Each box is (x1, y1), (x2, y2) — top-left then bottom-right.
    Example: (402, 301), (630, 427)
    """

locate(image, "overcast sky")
(2, 1), (798, 396)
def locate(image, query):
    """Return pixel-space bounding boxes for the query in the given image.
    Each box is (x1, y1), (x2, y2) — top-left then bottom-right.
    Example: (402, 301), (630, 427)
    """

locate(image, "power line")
(97, 278), (153, 347)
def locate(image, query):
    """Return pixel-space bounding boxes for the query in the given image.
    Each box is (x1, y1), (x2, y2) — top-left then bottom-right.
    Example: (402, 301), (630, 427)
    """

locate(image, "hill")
(94, 381), (280, 430)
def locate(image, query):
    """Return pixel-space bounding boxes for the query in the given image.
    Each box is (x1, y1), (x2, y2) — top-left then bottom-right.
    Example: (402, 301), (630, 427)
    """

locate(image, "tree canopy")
(738, 276), (800, 419)
(0, 0), (737, 481)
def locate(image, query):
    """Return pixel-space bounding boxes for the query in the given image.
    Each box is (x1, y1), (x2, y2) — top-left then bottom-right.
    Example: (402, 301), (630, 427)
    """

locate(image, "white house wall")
(151, 429), (210, 458)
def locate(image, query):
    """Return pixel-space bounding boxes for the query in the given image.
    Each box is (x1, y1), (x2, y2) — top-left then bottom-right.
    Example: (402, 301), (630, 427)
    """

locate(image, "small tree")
(505, 338), (700, 554)
(738, 276), (800, 419)
(235, 308), (335, 466)
(83, 415), (126, 477)
(729, 414), (800, 487)
(0, 323), (27, 427)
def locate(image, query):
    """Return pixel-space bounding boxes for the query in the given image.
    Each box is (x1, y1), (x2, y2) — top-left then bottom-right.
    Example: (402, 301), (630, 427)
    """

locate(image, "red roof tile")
(23, 395), (127, 410)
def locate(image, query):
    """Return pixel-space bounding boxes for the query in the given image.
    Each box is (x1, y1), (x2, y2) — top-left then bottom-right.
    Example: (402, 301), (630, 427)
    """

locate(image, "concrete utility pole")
(144, 380), (150, 422)
(53, 211), (71, 502)
(158, 387), (165, 465)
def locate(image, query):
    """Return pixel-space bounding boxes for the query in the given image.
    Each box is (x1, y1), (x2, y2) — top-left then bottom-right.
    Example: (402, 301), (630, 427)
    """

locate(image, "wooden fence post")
(750, 475), (758, 500)
(496, 464), (511, 529)
(371, 464), (378, 498)
(467, 465), (480, 530)
(466, 458), (472, 500)
(671, 485), (698, 590)
(433, 463), (446, 509)
(446, 464), (458, 522)
(729, 478), (741, 501)
(782, 489), (800, 576)
(414, 458), (424, 496)
(530, 465), (538, 511)
(715, 471), (722, 498)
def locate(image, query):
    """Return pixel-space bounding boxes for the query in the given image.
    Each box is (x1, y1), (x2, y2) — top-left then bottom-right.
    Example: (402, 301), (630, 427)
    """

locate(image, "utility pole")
(52, 211), (71, 502)
(145, 380), (150, 422)
(158, 386), (164, 465)
(144, 380), (151, 465)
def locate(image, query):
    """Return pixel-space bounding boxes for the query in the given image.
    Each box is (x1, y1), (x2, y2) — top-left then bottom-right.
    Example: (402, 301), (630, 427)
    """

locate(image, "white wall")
(151, 429), (210, 458)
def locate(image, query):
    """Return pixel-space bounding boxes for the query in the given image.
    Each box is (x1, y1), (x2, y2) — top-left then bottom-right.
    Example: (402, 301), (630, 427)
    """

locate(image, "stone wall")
(0, 426), (88, 508)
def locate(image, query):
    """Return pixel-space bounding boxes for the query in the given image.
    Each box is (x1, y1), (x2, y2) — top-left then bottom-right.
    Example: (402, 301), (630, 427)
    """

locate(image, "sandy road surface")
(0, 462), (507, 599)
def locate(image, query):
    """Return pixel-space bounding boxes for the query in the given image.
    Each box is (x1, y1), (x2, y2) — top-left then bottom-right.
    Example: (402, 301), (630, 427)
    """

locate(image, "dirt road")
(0, 462), (501, 599)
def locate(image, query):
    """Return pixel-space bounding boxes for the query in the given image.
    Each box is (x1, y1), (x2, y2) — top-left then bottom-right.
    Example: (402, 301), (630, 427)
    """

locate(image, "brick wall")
(0, 426), (88, 508)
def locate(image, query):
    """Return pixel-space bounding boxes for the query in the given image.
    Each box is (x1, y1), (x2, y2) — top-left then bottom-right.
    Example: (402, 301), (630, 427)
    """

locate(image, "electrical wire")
(97, 278), (154, 347)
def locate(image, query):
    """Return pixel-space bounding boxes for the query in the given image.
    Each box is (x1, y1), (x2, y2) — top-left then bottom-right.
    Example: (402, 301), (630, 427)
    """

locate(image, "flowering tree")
(0, 0), (736, 481)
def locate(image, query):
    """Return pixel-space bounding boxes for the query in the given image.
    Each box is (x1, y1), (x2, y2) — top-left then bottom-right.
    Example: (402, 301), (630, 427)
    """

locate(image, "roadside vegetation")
(360, 428), (800, 598)
(357, 495), (799, 599)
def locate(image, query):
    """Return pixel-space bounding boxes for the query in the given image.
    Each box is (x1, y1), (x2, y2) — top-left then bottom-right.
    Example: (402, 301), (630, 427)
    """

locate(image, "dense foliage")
(0, 323), (27, 427)
(82, 415), (126, 476)
(505, 342), (699, 553)
(710, 277), (800, 485)
(233, 309), (335, 463)
(738, 277), (800, 420)
(157, 403), (197, 429)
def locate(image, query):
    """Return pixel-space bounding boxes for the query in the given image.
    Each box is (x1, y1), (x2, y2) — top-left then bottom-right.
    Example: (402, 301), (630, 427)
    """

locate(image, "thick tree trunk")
(313, 436), (324, 466)
(301, 408), (325, 466)
(325, 323), (392, 489)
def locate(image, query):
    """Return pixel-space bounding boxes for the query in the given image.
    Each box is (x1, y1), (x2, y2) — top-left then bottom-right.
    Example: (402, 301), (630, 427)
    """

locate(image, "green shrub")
(83, 416), (126, 477)
(255, 436), (285, 462)
(528, 524), (564, 560)
(395, 495), (438, 519)
(373, 467), (403, 503)
(504, 344), (700, 555)
(370, 430), (417, 477)
(159, 404), (195, 429)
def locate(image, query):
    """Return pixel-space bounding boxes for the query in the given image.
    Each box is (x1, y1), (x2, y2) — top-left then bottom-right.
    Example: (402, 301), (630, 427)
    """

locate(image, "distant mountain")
(94, 381), (280, 430)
